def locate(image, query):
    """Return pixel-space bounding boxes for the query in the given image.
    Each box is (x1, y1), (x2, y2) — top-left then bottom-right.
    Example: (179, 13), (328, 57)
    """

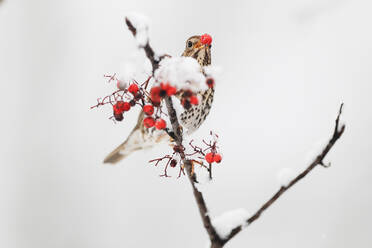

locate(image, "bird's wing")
(103, 112), (145, 164)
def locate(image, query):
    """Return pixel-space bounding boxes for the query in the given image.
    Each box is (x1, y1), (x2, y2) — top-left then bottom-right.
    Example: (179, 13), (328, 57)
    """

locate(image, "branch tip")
(221, 104), (346, 245)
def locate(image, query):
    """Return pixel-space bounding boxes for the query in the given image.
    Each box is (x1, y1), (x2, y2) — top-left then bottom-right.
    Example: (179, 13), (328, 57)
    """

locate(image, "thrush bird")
(103, 35), (214, 164)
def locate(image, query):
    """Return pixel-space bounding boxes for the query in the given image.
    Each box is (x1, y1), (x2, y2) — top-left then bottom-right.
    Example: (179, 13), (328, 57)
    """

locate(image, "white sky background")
(0, 0), (371, 247)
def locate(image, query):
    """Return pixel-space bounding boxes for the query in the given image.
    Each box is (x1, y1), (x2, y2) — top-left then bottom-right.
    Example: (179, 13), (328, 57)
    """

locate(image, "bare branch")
(222, 104), (345, 245)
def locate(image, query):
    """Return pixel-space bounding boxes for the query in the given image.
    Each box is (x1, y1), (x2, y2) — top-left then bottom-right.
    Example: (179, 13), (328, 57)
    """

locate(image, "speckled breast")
(180, 87), (214, 133)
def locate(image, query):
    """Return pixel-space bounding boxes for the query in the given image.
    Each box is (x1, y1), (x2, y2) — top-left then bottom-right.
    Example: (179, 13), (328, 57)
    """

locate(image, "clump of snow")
(276, 168), (295, 187)
(304, 138), (329, 164)
(204, 65), (222, 81)
(211, 208), (250, 239)
(118, 50), (152, 84)
(194, 169), (212, 193)
(126, 12), (150, 47)
(154, 57), (207, 91)
(116, 80), (127, 90)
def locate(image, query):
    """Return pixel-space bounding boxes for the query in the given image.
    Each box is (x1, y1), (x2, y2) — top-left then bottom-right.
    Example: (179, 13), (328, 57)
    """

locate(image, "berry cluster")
(188, 132), (222, 179)
(92, 74), (215, 126)
(148, 144), (186, 178)
(91, 75), (174, 126)
(142, 104), (166, 130)
(149, 132), (222, 178)
(112, 84), (140, 121)
(149, 82), (177, 106)
(205, 152), (222, 164)
(92, 74), (221, 178)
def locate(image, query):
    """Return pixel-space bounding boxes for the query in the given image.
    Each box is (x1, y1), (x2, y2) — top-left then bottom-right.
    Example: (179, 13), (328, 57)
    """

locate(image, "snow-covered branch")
(222, 104), (345, 244)
(125, 16), (223, 246)
(124, 15), (346, 248)
(125, 15), (160, 73)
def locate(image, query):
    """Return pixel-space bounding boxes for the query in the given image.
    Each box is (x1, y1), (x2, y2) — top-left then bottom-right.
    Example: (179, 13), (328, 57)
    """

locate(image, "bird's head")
(182, 34), (212, 66)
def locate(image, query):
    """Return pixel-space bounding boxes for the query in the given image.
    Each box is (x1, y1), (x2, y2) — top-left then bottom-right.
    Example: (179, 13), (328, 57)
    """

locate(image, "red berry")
(205, 153), (214, 164)
(113, 112), (124, 121)
(166, 86), (177, 96)
(143, 117), (155, 128)
(160, 82), (170, 91)
(143, 105), (154, 115)
(155, 118), (166, 130)
(190, 95), (199, 105)
(206, 78), (214, 88)
(170, 159), (177, 168)
(213, 153), (222, 163)
(200, 34), (212, 45)
(122, 102), (131, 111)
(114, 101), (130, 113)
(113, 101), (124, 114)
(150, 86), (161, 105)
(114, 101), (124, 108)
(128, 84), (139, 95)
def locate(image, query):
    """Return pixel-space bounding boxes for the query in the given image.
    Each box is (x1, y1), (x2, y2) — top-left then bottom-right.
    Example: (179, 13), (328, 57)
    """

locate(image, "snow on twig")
(277, 168), (296, 187)
(212, 209), (250, 239)
(125, 12), (150, 47)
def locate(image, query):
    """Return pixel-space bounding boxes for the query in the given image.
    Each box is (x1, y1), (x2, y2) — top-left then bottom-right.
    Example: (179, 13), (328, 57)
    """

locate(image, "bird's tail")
(103, 112), (146, 164)
(103, 129), (144, 164)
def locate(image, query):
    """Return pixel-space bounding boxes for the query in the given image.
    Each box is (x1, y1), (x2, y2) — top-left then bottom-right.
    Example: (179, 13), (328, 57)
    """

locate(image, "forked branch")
(125, 18), (346, 248)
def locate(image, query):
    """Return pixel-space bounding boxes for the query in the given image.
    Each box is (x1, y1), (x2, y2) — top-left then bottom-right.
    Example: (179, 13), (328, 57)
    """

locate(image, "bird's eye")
(187, 41), (193, 48)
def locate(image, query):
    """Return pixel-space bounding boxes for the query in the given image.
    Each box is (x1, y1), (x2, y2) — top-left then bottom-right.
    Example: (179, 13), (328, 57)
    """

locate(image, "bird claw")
(164, 128), (177, 140)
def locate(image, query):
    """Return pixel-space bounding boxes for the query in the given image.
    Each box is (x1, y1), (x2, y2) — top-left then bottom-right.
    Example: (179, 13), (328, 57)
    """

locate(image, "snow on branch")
(212, 209), (250, 239)
(125, 15), (159, 73)
(124, 15), (346, 248)
(222, 104), (346, 244)
(155, 57), (208, 92)
(277, 168), (296, 187)
(126, 12), (150, 47)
